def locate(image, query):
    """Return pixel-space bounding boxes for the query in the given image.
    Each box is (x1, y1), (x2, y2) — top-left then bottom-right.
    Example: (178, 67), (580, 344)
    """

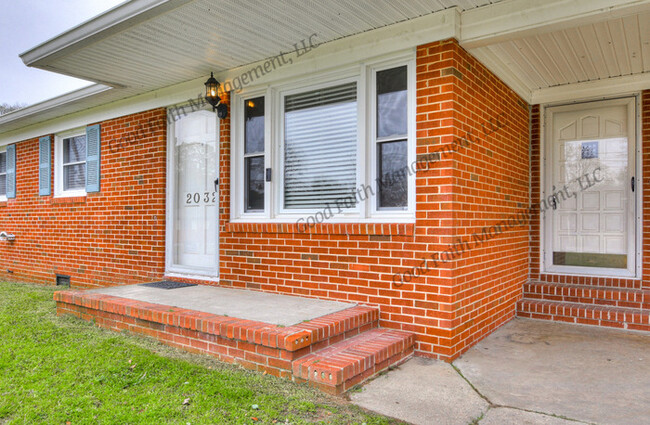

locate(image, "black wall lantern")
(204, 72), (228, 119)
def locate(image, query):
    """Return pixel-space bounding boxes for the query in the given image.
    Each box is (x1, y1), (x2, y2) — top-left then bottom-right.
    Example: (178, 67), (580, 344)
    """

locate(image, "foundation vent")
(56, 274), (71, 287)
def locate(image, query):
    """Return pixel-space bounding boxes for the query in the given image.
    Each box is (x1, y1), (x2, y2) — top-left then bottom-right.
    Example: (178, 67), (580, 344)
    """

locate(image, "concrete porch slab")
(352, 318), (650, 425)
(89, 284), (354, 327)
(455, 318), (650, 425)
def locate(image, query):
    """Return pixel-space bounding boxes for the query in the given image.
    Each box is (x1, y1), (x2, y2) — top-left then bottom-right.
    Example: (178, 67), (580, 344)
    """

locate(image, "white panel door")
(169, 110), (219, 274)
(544, 98), (637, 277)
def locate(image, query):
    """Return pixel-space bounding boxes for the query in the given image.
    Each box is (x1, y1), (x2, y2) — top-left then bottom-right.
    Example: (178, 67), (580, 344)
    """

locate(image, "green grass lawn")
(0, 281), (400, 425)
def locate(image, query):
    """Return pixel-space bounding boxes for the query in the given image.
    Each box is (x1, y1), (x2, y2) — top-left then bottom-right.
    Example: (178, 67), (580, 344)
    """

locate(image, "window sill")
(0, 200), (7, 208)
(224, 221), (414, 236)
(50, 196), (87, 205)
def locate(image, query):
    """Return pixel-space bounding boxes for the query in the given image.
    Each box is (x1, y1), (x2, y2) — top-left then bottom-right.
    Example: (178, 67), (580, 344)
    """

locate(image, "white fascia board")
(0, 7), (461, 146)
(461, 0), (650, 49)
(531, 73), (650, 105)
(20, 0), (193, 67)
(0, 85), (112, 125)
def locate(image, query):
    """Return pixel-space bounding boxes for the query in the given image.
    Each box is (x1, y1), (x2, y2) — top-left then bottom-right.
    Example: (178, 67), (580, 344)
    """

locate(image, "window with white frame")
(56, 131), (87, 196)
(232, 55), (415, 222)
(375, 65), (408, 210)
(0, 146), (6, 199)
(244, 97), (265, 211)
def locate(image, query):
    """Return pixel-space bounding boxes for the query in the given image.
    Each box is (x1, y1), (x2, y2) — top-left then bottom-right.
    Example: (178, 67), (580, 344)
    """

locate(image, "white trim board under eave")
(531, 73), (650, 105)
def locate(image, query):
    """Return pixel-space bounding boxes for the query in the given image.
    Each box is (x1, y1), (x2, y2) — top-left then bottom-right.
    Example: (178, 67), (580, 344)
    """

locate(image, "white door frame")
(165, 107), (220, 280)
(541, 95), (641, 279)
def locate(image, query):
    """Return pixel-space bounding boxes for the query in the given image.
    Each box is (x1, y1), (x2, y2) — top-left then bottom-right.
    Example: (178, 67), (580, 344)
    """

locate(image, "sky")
(0, 0), (125, 107)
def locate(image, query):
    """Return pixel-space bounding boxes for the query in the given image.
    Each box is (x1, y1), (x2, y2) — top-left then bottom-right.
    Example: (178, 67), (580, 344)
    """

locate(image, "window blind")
(284, 82), (357, 209)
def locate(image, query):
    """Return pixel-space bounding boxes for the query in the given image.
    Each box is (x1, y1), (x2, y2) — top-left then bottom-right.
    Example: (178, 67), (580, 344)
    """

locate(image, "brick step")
(524, 281), (650, 309)
(292, 328), (415, 394)
(55, 290), (387, 385)
(517, 299), (650, 332)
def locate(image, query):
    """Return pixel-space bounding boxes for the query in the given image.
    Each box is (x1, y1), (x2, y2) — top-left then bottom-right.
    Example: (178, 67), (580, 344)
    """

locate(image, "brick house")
(1, 0), (649, 368)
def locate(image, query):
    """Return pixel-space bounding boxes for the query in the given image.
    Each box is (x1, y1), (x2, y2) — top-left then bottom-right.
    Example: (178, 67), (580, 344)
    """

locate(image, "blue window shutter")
(86, 124), (101, 193)
(6, 144), (16, 198)
(38, 136), (51, 196)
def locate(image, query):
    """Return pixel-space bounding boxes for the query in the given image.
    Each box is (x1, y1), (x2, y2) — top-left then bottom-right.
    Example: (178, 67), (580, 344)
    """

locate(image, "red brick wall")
(0, 40), (531, 359)
(530, 91), (649, 289)
(217, 39), (530, 360)
(0, 109), (167, 287)
(440, 40), (530, 355)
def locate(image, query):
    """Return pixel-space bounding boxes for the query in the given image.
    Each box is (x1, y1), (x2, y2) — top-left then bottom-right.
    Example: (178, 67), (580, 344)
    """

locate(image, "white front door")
(167, 109), (219, 276)
(544, 97), (637, 277)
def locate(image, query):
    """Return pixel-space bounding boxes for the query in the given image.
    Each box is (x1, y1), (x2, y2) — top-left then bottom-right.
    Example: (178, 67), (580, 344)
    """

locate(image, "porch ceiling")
(465, 3), (650, 104)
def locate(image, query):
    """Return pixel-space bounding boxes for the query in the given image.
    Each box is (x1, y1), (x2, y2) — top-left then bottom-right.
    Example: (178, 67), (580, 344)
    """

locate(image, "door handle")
(631, 177), (635, 193)
(214, 178), (219, 192)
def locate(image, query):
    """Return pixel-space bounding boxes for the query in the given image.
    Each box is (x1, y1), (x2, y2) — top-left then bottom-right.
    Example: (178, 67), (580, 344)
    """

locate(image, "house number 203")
(186, 192), (216, 204)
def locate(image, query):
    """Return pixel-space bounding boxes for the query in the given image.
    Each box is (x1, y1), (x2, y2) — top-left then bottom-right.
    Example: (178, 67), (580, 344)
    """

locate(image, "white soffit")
(462, 0), (650, 104)
(22, 0), (502, 92)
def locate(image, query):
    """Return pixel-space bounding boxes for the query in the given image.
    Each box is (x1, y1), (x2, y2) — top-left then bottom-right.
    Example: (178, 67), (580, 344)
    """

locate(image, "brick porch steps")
(293, 329), (414, 394)
(54, 290), (414, 394)
(523, 281), (650, 309)
(517, 299), (650, 332)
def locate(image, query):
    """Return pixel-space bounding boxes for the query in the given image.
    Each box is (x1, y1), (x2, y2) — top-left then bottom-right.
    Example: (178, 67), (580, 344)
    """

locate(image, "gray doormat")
(139, 281), (198, 290)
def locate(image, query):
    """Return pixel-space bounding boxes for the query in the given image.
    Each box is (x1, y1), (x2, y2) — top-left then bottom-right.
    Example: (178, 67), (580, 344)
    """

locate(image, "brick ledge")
(50, 196), (87, 205)
(224, 222), (414, 236)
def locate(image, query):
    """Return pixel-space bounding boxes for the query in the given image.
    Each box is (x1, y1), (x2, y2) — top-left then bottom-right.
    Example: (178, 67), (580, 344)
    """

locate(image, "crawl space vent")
(56, 275), (71, 287)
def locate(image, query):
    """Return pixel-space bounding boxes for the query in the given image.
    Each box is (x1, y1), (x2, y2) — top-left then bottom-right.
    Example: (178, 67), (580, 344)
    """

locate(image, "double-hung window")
(0, 147), (6, 199)
(56, 131), (87, 197)
(232, 54), (415, 222)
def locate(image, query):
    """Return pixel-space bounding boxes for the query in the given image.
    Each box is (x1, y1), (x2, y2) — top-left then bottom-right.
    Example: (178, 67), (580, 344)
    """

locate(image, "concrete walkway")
(351, 318), (650, 425)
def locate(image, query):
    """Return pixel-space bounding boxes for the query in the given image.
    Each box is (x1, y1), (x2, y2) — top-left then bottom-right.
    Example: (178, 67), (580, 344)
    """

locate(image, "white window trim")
(0, 145), (7, 201)
(368, 57), (417, 219)
(540, 95), (642, 279)
(54, 128), (87, 198)
(232, 87), (272, 221)
(230, 51), (416, 224)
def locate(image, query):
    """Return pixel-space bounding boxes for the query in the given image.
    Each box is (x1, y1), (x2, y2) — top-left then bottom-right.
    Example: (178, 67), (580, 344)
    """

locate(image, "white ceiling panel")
(474, 11), (650, 93)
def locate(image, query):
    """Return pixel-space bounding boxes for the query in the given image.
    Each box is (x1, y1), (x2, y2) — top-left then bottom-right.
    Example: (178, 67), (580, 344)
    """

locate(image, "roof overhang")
(2, 0), (650, 138)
